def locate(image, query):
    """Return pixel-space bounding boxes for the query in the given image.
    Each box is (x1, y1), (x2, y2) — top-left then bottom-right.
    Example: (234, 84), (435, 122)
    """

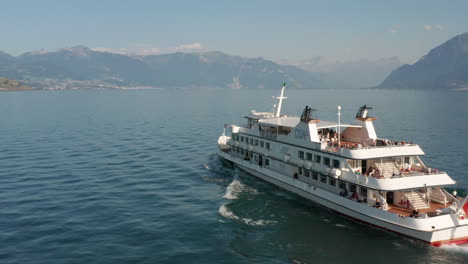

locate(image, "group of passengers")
(319, 129), (337, 143)
(366, 166), (382, 178)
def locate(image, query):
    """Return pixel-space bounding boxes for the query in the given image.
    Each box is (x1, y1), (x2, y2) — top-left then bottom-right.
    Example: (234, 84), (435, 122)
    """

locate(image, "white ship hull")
(217, 148), (468, 246)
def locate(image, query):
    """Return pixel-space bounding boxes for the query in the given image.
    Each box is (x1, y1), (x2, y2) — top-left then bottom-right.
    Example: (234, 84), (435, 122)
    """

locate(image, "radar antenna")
(300, 106), (316, 122)
(356, 105), (373, 118)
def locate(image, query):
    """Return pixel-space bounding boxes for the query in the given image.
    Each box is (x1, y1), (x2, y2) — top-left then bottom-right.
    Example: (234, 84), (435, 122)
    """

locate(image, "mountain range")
(378, 32), (468, 90)
(278, 56), (402, 89)
(0, 47), (330, 89)
(1, 32), (467, 90)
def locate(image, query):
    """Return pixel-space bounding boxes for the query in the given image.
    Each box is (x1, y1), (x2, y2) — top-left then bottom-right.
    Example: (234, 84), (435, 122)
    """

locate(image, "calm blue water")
(0, 89), (467, 264)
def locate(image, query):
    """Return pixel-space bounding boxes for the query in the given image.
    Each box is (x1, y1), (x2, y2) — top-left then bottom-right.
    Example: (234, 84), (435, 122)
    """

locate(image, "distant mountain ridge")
(378, 32), (468, 90)
(279, 56), (402, 89)
(0, 46), (329, 89)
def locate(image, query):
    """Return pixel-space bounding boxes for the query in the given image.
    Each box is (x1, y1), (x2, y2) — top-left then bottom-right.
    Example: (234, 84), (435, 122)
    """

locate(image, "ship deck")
(387, 202), (452, 217)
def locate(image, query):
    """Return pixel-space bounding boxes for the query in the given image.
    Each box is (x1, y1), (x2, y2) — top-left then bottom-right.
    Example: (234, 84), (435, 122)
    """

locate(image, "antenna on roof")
(300, 106), (316, 122)
(274, 83), (287, 118)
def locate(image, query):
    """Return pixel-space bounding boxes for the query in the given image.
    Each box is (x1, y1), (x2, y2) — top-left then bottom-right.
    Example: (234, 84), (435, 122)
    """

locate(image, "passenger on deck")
(375, 168), (381, 178)
(351, 192), (361, 202)
(410, 209), (420, 218)
(374, 200), (382, 209)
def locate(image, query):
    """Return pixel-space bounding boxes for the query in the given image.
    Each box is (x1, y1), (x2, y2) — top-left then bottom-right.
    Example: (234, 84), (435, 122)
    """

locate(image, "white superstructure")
(217, 84), (468, 246)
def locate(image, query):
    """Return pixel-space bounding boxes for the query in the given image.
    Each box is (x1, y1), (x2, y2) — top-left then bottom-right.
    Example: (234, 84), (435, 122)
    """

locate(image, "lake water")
(1, 88), (467, 264)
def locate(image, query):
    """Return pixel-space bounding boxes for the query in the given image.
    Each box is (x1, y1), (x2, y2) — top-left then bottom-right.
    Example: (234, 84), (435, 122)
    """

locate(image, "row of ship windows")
(232, 145), (367, 198)
(232, 134), (341, 169)
(298, 150), (341, 169)
(232, 134), (270, 150)
(297, 168), (368, 197)
(232, 147), (270, 166)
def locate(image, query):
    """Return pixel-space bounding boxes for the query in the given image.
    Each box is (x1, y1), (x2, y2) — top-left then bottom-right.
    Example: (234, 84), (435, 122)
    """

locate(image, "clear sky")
(1, 0), (467, 63)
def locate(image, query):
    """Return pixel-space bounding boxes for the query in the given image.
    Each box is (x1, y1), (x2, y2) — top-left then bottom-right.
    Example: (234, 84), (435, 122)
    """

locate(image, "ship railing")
(442, 189), (460, 205)
(322, 142), (418, 153)
(391, 170), (446, 178)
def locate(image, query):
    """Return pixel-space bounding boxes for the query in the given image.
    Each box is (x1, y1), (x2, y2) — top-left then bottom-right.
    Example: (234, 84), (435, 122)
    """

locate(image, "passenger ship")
(217, 84), (468, 246)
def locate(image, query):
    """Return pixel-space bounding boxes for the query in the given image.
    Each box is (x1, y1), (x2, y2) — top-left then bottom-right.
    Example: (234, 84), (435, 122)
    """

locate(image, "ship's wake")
(223, 178), (258, 199)
(440, 243), (468, 255)
(218, 171), (276, 226)
(218, 204), (277, 226)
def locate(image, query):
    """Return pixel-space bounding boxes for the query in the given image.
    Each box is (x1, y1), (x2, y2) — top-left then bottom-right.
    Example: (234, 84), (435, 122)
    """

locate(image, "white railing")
(442, 189), (460, 205)
(374, 191), (388, 210)
(431, 187), (448, 205)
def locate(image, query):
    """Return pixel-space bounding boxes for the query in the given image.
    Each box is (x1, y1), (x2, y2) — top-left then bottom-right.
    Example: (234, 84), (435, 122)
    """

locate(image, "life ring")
(331, 168), (342, 178)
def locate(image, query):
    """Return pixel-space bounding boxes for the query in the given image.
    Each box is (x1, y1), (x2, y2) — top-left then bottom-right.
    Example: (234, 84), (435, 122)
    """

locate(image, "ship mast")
(275, 83), (287, 118)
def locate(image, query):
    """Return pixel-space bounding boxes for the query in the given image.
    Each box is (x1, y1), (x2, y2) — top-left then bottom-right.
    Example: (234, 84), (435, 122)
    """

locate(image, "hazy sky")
(1, 0), (467, 63)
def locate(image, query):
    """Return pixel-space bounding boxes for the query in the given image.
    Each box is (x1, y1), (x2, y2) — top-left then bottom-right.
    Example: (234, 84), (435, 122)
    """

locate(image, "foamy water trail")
(218, 204), (277, 226)
(219, 204), (239, 220)
(223, 180), (243, 199)
(335, 224), (351, 229)
(440, 244), (468, 255)
(222, 171), (258, 200)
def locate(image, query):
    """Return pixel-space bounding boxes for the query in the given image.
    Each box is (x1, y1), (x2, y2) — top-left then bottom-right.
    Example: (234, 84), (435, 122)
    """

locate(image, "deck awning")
(257, 118), (362, 129)
(316, 120), (362, 129)
(258, 117), (300, 128)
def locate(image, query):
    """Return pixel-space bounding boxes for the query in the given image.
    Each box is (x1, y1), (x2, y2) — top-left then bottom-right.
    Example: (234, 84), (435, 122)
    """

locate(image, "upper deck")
(228, 85), (455, 191)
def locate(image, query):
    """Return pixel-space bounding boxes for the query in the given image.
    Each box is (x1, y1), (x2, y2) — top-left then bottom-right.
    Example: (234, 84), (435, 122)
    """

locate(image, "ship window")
(298, 151), (305, 159)
(330, 178), (336, 186)
(306, 153), (313, 161)
(360, 188), (368, 197)
(332, 159), (340, 168)
(298, 168), (303, 175)
(246, 137), (250, 144)
(260, 141), (264, 148)
(339, 181), (346, 190)
(320, 175), (327, 183)
(312, 171), (318, 180)
(265, 159), (270, 166)
(304, 170), (310, 177)
(350, 184), (357, 193)
(315, 155), (321, 163)
(250, 152), (253, 158)
(266, 142), (270, 150)
(324, 157), (331, 166)
(240, 136), (244, 142)
(250, 138), (253, 144)
(255, 139), (258, 146)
